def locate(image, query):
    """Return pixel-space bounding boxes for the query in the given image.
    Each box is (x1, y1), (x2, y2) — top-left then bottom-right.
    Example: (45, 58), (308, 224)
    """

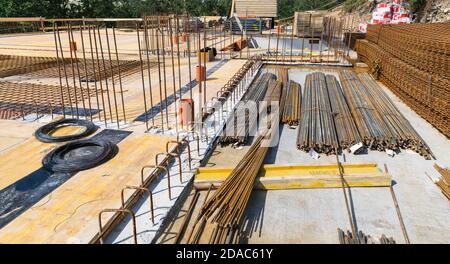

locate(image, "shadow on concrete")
(236, 190), (268, 244)
(263, 124), (285, 164)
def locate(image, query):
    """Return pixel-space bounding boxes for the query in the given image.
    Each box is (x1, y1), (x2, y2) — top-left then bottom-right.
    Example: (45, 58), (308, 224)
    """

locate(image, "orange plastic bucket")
(69, 41), (77, 51)
(196, 65), (206, 82)
(178, 98), (194, 126)
(276, 26), (284, 33)
(172, 35), (179, 44)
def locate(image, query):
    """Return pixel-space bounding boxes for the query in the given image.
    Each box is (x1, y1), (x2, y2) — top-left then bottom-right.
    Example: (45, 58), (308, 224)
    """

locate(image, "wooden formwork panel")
(0, 119), (48, 153)
(293, 11), (326, 37)
(0, 133), (175, 244)
(234, 0), (278, 17)
(194, 163), (392, 190)
(0, 124), (85, 190)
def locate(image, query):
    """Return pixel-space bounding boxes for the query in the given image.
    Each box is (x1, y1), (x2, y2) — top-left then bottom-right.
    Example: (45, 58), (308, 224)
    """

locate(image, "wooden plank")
(293, 11), (326, 37)
(194, 163), (392, 190)
(234, 0), (278, 17)
(0, 17), (43, 23)
(195, 173), (392, 190)
(0, 124), (84, 190)
(0, 120), (43, 153)
(0, 133), (175, 244)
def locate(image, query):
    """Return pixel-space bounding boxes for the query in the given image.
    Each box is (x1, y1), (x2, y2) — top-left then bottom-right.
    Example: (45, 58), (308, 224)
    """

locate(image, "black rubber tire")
(42, 139), (118, 173)
(35, 119), (97, 143)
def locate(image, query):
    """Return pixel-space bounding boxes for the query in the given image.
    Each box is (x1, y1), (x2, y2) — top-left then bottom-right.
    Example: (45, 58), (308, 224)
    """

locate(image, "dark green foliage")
(409, 0), (427, 12)
(0, 0), (346, 18)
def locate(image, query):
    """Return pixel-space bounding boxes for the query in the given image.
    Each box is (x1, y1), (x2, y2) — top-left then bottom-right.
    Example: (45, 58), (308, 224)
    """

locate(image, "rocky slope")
(417, 0), (450, 23)
(328, 0), (450, 24)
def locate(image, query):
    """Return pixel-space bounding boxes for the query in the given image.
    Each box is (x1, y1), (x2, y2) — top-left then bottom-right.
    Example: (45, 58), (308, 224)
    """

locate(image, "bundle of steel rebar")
(297, 72), (338, 154)
(276, 67), (288, 121)
(339, 70), (390, 150)
(277, 67), (289, 87)
(433, 164), (450, 200)
(219, 72), (276, 145)
(338, 228), (396, 244)
(357, 73), (433, 158)
(265, 79), (283, 105)
(188, 135), (268, 244)
(281, 80), (301, 126)
(325, 75), (361, 150)
(187, 83), (279, 244)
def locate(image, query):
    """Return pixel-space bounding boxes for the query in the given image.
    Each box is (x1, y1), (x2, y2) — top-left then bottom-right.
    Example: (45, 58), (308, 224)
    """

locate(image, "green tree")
(0, 0), (73, 17)
(0, 0), (349, 19)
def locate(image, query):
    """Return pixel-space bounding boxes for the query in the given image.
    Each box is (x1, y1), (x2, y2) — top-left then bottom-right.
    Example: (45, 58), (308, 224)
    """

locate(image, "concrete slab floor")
(158, 65), (449, 244)
(241, 66), (450, 244)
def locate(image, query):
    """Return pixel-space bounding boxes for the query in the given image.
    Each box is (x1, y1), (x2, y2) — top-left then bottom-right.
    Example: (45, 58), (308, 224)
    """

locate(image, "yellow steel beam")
(194, 163), (391, 190)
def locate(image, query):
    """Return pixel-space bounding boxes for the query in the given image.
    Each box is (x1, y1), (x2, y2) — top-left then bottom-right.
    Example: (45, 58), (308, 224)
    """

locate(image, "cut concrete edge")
(150, 63), (265, 243)
(150, 178), (195, 244)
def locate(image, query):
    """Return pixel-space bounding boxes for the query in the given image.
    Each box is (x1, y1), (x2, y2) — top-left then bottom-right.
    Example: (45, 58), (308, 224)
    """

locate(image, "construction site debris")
(221, 37), (248, 51)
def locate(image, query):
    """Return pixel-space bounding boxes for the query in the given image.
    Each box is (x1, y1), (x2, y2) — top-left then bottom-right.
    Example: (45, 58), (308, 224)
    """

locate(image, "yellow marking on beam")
(195, 163), (380, 181)
(255, 173), (391, 190)
(194, 163), (391, 190)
